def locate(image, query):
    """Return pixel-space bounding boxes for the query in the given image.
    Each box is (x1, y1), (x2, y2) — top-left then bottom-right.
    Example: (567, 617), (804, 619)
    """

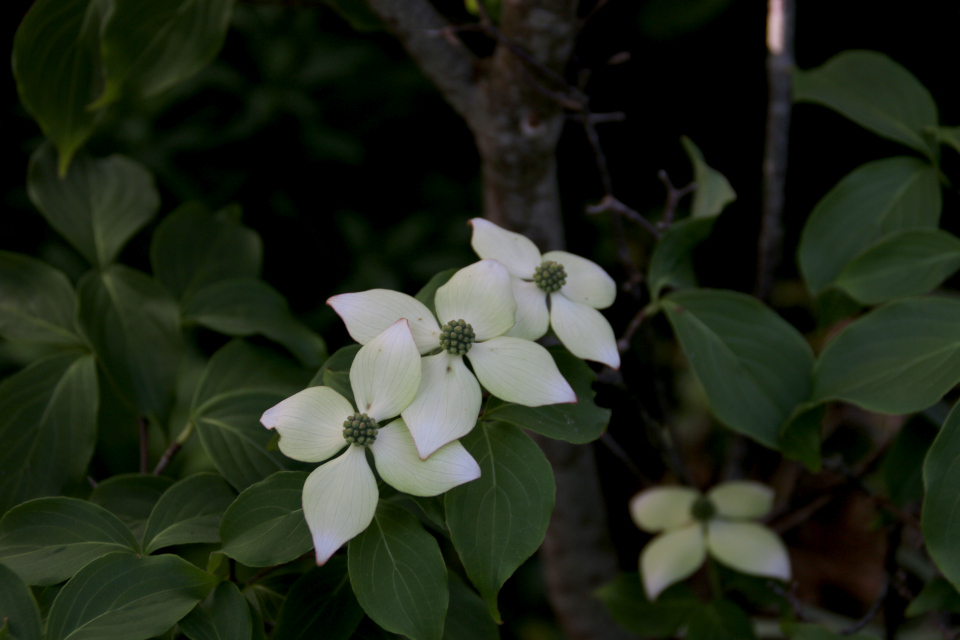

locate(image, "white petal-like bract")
(350, 319), (422, 422)
(707, 481), (775, 520)
(302, 445), (378, 565)
(371, 420), (481, 496)
(435, 260), (517, 341)
(327, 290), (441, 354)
(466, 337), (576, 406)
(706, 520), (791, 581)
(628, 486), (699, 533)
(401, 352), (482, 459)
(469, 218), (542, 278)
(542, 250), (616, 309)
(261, 386), (353, 463)
(641, 524), (706, 600)
(550, 293), (620, 369)
(504, 279), (550, 341)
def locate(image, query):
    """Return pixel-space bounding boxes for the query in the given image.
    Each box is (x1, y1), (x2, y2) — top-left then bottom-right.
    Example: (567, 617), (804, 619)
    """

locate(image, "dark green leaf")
(44, 552), (217, 640)
(219, 471), (312, 567)
(95, 0), (235, 106)
(835, 229), (960, 305)
(12, 0), (104, 172)
(647, 217), (715, 302)
(150, 203), (262, 301)
(0, 564), (42, 640)
(142, 474), (236, 554)
(939, 126), (960, 156)
(685, 599), (755, 640)
(595, 573), (699, 638)
(179, 581), (252, 640)
(482, 346), (610, 443)
(191, 341), (311, 491)
(794, 50), (938, 156)
(309, 344), (361, 401)
(0, 351), (98, 515)
(663, 289), (814, 449)
(322, 0), (383, 32)
(681, 136), (736, 218)
(348, 502), (448, 640)
(778, 404), (824, 472)
(182, 278), (325, 367)
(76, 266), (182, 424)
(798, 157), (941, 297)
(813, 297), (960, 413)
(88, 475), (174, 543)
(0, 252), (80, 346)
(0, 497), (138, 586)
(638, 0), (733, 40)
(27, 145), (160, 266)
(781, 622), (875, 640)
(906, 577), (960, 617)
(445, 421), (554, 621)
(443, 573), (499, 640)
(273, 557), (364, 640)
(882, 417), (936, 507)
(414, 269), (457, 319)
(924, 402), (960, 592)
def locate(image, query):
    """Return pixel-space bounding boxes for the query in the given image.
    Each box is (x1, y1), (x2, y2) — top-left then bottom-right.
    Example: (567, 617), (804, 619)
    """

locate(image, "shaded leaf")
(348, 502), (448, 640)
(905, 577), (960, 617)
(0, 352), (98, 515)
(0, 497), (138, 586)
(179, 581), (252, 640)
(414, 269), (457, 319)
(0, 252), (80, 346)
(142, 473), (236, 554)
(882, 416), (936, 507)
(663, 289), (814, 449)
(681, 136), (736, 218)
(924, 403), (960, 594)
(27, 145), (160, 266)
(686, 599), (755, 640)
(782, 622), (875, 640)
(88, 475), (174, 543)
(219, 471), (312, 568)
(0, 563), (42, 640)
(445, 421), (554, 621)
(647, 217), (715, 302)
(595, 573), (699, 638)
(443, 573), (499, 640)
(309, 344), (361, 402)
(273, 557), (364, 640)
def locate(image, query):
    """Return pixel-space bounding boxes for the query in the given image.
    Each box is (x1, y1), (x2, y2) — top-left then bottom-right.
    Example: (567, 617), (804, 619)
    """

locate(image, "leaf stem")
(152, 421), (195, 476)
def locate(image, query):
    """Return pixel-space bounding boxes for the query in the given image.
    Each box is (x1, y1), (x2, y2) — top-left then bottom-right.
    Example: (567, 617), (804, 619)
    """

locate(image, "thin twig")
(587, 194), (661, 239)
(657, 170), (697, 229)
(152, 421), (196, 476)
(617, 307), (647, 352)
(840, 577), (888, 635)
(138, 417), (149, 474)
(599, 433), (645, 481)
(822, 457), (921, 529)
(768, 581), (807, 622)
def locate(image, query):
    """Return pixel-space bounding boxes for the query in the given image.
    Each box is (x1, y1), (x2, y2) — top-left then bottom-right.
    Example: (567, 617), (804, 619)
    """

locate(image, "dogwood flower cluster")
(630, 481), (791, 600)
(262, 219), (620, 564)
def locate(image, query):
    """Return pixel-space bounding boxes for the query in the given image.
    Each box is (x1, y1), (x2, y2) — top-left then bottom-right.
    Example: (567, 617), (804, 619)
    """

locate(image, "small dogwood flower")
(629, 481), (791, 600)
(469, 218), (620, 369)
(261, 319), (481, 565)
(328, 260), (576, 459)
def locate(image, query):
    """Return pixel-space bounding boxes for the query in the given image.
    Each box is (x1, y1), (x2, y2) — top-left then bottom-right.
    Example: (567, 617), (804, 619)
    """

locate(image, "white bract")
(261, 319), (481, 565)
(469, 218), (620, 369)
(629, 481), (791, 600)
(328, 259), (576, 459)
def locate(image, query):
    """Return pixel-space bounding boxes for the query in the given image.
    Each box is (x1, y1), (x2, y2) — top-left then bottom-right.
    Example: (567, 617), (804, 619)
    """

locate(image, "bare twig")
(587, 194), (661, 239)
(617, 307), (647, 352)
(841, 577), (888, 635)
(768, 581), (807, 622)
(599, 433), (646, 481)
(152, 422), (195, 476)
(657, 170), (697, 228)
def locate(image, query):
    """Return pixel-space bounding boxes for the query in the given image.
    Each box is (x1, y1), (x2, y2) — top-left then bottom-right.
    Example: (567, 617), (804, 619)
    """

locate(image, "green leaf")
(0, 351), (98, 515)
(150, 203), (263, 301)
(0, 564), (42, 640)
(141, 473), (236, 554)
(182, 278), (326, 367)
(273, 557), (364, 640)
(12, 0), (104, 172)
(781, 622), (875, 640)
(219, 471), (312, 567)
(938, 126), (960, 156)
(0, 252), (80, 346)
(685, 599), (756, 640)
(778, 404), (824, 472)
(191, 341), (311, 491)
(348, 502), (448, 640)
(88, 475), (174, 543)
(445, 421), (554, 621)
(443, 573), (499, 640)
(44, 552), (217, 640)
(798, 157), (941, 297)
(179, 581), (252, 640)
(924, 402), (960, 593)
(595, 573), (699, 638)
(322, 0), (383, 32)
(76, 265), (182, 424)
(27, 145), (160, 266)
(647, 217), (715, 302)
(0, 497), (138, 586)
(414, 269), (457, 319)
(905, 577), (960, 617)
(794, 50), (938, 157)
(482, 346), (610, 443)
(882, 416), (936, 507)
(681, 136), (736, 218)
(95, 0), (235, 107)
(813, 297), (960, 413)
(834, 229), (960, 305)
(662, 289), (814, 449)
(309, 344), (361, 401)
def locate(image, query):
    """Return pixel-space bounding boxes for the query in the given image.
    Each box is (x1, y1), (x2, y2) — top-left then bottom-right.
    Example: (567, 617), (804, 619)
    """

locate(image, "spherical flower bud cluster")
(533, 260), (567, 293)
(342, 412), (378, 446)
(439, 319), (476, 355)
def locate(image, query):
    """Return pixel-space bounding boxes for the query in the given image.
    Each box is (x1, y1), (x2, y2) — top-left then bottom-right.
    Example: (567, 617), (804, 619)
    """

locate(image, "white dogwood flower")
(630, 481), (791, 600)
(328, 260), (576, 459)
(261, 319), (481, 565)
(469, 218), (620, 369)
